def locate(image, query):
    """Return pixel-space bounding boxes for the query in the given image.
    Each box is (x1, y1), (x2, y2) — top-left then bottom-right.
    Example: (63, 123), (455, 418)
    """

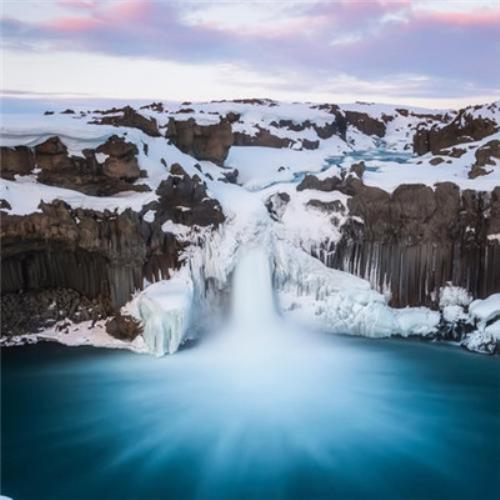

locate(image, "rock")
(167, 118), (233, 165)
(344, 111), (386, 137)
(265, 192), (290, 221)
(44, 111), (54, 116)
(302, 139), (320, 150)
(297, 174), (342, 192)
(468, 140), (500, 179)
(0, 146), (35, 179)
(220, 169), (239, 184)
(105, 313), (142, 341)
(103, 156), (140, 180)
(35, 136), (68, 155)
(61, 109), (75, 114)
(97, 135), (141, 180)
(307, 199), (345, 213)
(90, 106), (161, 137)
(443, 147), (467, 158)
(430, 157), (445, 165)
(170, 163), (186, 176)
(154, 170), (225, 227)
(233, 127), (292, 149)
(0, 199), (12, 210)
(350, 161), (365, 178)
(1, 288), (109, 337)
(414, 108), (498, 155)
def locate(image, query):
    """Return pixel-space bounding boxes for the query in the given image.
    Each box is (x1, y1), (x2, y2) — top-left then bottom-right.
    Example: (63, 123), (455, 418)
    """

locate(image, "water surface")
(2, 335), (499, 500)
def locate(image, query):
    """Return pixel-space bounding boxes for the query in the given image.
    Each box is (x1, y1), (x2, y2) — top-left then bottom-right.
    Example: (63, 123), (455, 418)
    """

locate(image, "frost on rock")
(439, 284), (473, 308)
(273, 241), (398, 337)
(460, 293), (500, 354)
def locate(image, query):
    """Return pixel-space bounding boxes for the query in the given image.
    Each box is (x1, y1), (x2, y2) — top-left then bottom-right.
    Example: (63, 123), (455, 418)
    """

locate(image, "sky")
(1, 0), (499, 108)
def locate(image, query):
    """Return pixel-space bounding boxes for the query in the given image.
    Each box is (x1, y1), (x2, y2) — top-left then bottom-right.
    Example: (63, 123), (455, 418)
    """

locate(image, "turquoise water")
(2, 337), (499, 500)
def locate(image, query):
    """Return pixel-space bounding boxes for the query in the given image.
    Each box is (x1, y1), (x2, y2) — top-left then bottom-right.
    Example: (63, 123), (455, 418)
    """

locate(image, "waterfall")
(229, 246), (277, 334)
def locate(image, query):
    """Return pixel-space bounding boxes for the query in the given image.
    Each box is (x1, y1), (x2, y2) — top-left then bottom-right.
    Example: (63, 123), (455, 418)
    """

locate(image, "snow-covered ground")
(1, 99), (499, 355)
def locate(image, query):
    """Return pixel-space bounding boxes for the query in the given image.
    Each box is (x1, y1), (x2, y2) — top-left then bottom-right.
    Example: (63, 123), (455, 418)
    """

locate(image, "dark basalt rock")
(315, 180), (500, 307)
(0, 145), (35, 179)
(297, 174), (342, 192)
(302, 139), (320, 150)
(306, 199), (345, 213)
(96, 135), (141, 180)
(90, 106), (161, 137)
(344, 111), (386, 137)
(1, 288), (109, 336)
(166, 117), (233, 165)
(350, 161), (365, 178)
(413, 109), (498, 155)
(1, 135), (146, 195)
(430, 157), (445, 165)
(233, 127), (292, 149)
(154, 170), (225, 227)
(106, 313), (143, 341)
(469, 139), (500, 178)
(1, 166), (224, 311)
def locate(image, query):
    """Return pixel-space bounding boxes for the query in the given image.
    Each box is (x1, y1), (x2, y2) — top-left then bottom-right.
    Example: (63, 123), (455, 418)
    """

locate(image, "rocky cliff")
(1, 98), (499, 353)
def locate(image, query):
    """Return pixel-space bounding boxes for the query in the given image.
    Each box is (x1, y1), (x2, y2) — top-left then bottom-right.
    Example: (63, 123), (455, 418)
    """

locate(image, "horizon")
(1, 0), (499, 109)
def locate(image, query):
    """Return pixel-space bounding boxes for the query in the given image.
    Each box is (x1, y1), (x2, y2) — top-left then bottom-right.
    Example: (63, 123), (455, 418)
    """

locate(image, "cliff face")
(299, 176), (500, 307)
(1, 98), (499, 349)
(413, 103), (499, 155)
(1, 132), (224, 332)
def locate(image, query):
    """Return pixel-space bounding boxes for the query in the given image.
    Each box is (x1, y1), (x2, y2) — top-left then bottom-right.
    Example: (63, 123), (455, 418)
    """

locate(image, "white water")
(229, 247), (278, 337)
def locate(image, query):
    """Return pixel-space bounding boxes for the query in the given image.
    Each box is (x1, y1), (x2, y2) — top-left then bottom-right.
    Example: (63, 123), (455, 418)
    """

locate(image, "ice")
(469, 293), (500, 324)
(125, 274), (194, 356)
(439, 285), (473, 308)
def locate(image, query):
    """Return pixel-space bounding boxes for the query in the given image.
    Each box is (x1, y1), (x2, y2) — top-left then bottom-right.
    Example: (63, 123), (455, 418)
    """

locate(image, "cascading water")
(228, 246), (278, 336)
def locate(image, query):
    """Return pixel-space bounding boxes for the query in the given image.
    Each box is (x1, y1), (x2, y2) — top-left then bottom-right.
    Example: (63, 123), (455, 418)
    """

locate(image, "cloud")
(1, 0), (499, 100)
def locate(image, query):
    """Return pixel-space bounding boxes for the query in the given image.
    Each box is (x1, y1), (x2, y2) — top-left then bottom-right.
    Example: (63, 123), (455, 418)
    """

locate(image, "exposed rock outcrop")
(90, 106), (161, 137)
(307, 177), (500, 307)
(344, 111), (386, 137)
(233, 127), (292, 149)
(469, 139), (500, 178)
(413, 109), (498, 155)
(166, 118), (233, 165)
(0, 168), (225, 317)
(1, 135), (147, 195)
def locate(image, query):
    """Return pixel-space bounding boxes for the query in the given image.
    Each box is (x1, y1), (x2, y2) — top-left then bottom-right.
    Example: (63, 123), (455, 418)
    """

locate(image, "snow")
(2, 98), (499, 356)
(442, 305), (468, 323)
(485, 319), (500, 341)
(469, 293), (500, 324)
(439, 285), (473, 308)
(0, 319), (148, 353)
(123, 271), (194, 356)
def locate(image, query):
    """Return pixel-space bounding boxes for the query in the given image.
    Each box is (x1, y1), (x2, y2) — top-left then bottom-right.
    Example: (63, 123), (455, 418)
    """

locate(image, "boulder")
(106, 313), (143, 341)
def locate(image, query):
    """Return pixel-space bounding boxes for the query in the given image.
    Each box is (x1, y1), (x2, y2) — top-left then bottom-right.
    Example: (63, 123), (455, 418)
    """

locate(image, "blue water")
(2, 336), (499, 500)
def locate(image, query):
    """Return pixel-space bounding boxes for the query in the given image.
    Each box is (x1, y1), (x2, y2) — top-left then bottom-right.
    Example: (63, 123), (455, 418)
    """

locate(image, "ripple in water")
(2, 248), (500, 499)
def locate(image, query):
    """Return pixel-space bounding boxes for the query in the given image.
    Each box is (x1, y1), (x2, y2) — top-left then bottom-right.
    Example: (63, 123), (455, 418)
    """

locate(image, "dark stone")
(430, 157), (445, 165)
(0, 145), (35, 179)
(413, 108), (498, 155)
(344, 111), (386, 137)
(350, 161), (365, 178)
(167, 118), (233, 165)
(90, 106), (161, 137)
(106, 313), (142, 341)
(297, 174), (342, 192)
